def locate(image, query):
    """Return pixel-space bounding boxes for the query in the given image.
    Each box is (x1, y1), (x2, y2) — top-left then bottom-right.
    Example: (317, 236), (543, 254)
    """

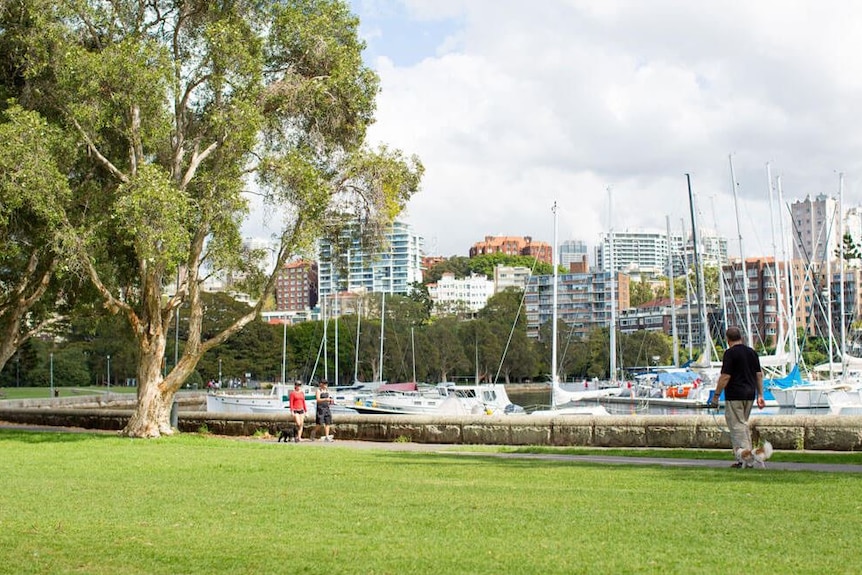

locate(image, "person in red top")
(288, 382), (307, 442)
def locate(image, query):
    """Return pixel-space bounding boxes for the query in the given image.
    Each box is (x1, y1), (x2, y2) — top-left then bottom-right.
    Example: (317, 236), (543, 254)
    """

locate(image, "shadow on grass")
(369, 450), (845, 486)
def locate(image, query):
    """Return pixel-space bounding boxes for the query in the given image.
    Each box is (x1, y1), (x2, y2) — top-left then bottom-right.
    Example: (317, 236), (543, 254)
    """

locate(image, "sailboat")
(532, 201), (610, 416)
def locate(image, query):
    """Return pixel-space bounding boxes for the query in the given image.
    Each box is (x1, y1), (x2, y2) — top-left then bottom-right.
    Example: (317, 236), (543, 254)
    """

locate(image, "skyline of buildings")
(250, 189), (862, 346)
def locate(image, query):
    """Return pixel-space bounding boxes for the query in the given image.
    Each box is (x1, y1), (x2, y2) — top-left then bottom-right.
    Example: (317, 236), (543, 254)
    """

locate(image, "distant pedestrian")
(289, 382), (307, 442)
(710, 326), (765, 467)
(315, 380), (335, 441)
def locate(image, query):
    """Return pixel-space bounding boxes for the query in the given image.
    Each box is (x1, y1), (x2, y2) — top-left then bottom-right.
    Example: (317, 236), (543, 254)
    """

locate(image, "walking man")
(710, 326), (766, 467)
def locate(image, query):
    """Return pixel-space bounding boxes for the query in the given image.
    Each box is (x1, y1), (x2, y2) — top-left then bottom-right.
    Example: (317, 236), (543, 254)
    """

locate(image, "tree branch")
(69, 117), (129, 184)
(179, 141), (218, 191)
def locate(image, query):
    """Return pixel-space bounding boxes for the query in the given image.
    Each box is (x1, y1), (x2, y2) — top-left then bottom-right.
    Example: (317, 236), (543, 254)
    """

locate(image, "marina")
(506, 386), (832, 417)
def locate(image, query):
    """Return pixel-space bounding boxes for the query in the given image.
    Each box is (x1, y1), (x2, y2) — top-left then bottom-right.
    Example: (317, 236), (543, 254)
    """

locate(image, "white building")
(596, 228), (685, 277)
(428, 272), (494, 315)
(683, 228), (729, 270)
(318, 220), (423, 299)
(493, 265), (532, 292)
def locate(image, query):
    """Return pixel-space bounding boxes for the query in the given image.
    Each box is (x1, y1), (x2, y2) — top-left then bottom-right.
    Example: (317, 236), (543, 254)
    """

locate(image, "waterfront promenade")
(2, 392), (862, 451)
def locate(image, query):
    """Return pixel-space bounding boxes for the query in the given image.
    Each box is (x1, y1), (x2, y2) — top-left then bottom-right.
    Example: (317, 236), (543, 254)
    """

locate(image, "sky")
(247, 0), (862, 260)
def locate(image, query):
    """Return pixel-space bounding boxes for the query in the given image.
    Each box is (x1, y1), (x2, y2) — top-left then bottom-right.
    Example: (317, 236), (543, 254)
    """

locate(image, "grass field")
(1, 430), (861, 574)
(0, 386), (138, 400)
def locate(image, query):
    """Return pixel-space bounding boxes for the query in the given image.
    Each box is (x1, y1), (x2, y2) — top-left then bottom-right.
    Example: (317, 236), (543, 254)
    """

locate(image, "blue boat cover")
(656, 371), (701, 385)
(765, 364), (805, 389)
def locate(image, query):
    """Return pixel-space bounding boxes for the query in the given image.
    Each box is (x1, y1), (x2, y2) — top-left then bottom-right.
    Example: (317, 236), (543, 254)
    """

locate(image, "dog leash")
(705, 405), (731, 434)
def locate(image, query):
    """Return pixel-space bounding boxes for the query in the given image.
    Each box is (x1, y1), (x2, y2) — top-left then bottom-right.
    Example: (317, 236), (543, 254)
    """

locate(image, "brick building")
(469, 235), (552, 265)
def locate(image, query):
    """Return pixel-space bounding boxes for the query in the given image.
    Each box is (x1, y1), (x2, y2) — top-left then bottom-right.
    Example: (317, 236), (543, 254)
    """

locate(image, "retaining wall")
(1, 406), (861, 450)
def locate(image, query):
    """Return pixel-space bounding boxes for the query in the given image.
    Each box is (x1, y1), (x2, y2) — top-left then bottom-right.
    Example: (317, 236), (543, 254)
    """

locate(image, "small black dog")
(277, 426), (297, 443)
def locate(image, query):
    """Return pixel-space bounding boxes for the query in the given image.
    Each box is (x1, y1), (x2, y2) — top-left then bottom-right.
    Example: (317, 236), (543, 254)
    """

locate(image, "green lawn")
(1, 430), (861, 574)
(0, 386), (138, 400)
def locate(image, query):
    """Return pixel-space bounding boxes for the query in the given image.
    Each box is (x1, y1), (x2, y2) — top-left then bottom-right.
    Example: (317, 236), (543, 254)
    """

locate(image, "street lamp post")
(218, 358), (222, 387)
(106, 354), (111, 390)
(281, 317), (287, 384)
(50, 352), (54, 398)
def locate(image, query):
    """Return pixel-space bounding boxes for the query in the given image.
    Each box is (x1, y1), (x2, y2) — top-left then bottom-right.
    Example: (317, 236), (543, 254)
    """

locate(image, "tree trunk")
(0, 314), (22, 373)
(123, 333), (174, 438)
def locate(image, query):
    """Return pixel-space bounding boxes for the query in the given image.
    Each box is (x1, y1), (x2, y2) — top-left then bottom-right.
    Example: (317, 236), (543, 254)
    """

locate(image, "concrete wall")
(2, 406), (862, 450)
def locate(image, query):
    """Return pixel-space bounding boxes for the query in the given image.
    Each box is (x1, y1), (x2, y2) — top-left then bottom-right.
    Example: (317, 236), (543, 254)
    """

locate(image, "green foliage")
(425, 254), (553, 285)
(653, 265), (719, 305)
(0, 104), (71, 225)
(838, 232), (862, 261)
(628, 278), (655, 307)
(407, 282), (433, 323)
(424, 256), (472, 284)
(469, 253), (554, 277)
(113, 165), (190, 272)
(183, 370), (203, 389)
(0, 104), (75, 369)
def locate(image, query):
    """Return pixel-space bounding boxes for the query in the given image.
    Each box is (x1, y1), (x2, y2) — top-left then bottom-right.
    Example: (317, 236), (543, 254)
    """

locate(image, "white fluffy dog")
(736, 441), (774, 468)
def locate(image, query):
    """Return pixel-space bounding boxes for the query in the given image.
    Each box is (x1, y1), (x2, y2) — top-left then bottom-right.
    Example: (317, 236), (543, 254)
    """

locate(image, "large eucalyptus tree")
(0, 106), (71, 371)
(1, 0), (422, 436)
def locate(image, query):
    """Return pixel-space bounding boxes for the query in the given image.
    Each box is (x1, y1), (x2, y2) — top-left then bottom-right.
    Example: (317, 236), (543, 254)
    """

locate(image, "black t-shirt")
(317, 391), (331, 414)
(720, 344), (762, 400)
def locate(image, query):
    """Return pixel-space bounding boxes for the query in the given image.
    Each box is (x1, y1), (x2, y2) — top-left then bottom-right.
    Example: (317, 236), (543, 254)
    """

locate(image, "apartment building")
(317, 220), (423, 300)
(493, 265), (532, 292)
(596, 228), (685, 277)
(559, 239), (590, 269)
(722, 257), (791, 349)
(619, 297), (716, 354)
(427, 272), (495, 316)
(274, 260), (318, 312)
(791, 193), (840, 263)
(524, 270), (630, 340)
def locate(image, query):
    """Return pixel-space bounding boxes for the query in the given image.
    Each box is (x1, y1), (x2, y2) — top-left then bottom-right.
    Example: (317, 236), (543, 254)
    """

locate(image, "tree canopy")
(424, 254), (555, 285)
(0, 0), (422, 436)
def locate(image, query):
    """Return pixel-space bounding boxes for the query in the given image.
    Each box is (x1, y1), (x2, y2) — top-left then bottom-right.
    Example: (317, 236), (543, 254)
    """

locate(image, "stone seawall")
(1, 406), (861, 450)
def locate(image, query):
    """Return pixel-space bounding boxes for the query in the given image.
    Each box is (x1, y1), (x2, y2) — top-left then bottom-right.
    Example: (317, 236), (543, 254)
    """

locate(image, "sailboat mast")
(378, 292), (385, 383)
(839, 173), (846, 376)
(334, 264), (339, 386)
(728, 155), (753, 347)
(608, 188), (617, 384)
(682, 218), (693, 362)
(766, 162), (785, 363)
(551, 202), (559, 392)
(666, 215), (679, 367)
(410, 326), (416, 383)
(281, 316), (288, 384)
(776, 176), (797, 364)
(710, 195), (728, 346)
(354, 297), (361, 384)
(687, 173), (711, 365)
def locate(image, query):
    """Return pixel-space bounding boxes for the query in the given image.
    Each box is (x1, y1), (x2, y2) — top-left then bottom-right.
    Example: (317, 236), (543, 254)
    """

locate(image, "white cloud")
(251, 1), (862, 260)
